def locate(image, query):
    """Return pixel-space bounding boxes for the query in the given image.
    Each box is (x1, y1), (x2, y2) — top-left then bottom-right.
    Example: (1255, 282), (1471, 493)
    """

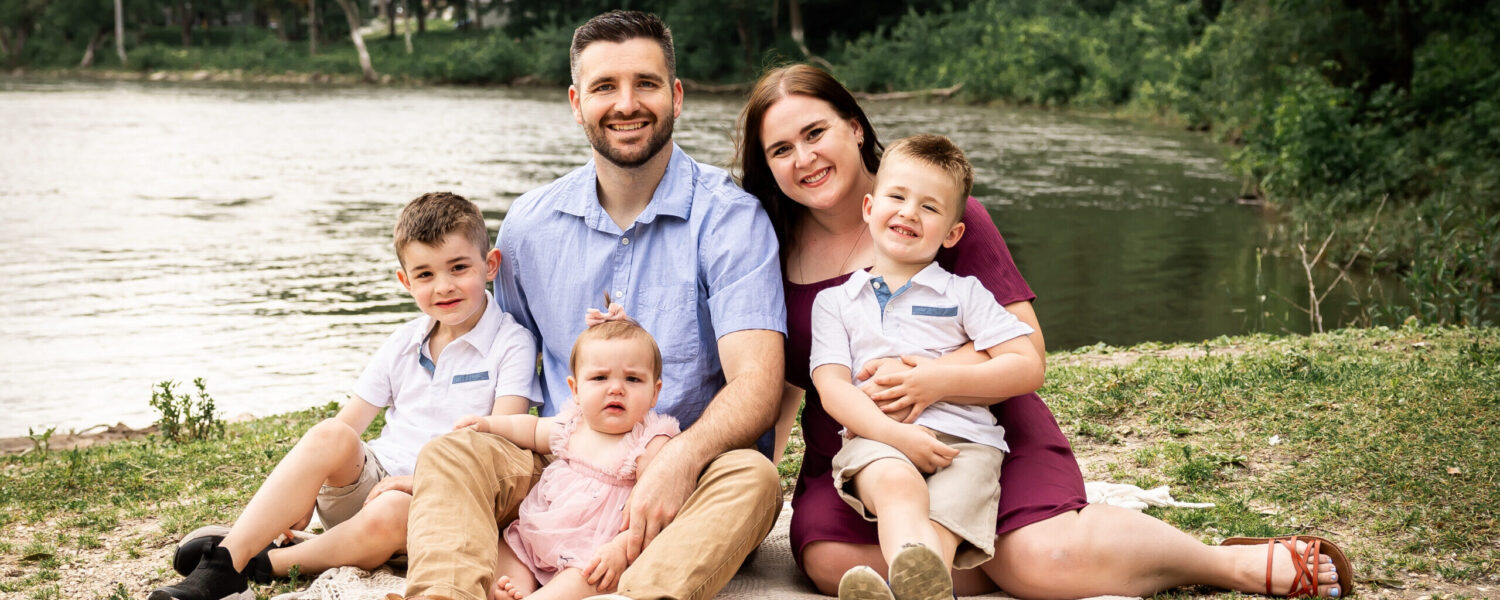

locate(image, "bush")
(150, 378), (226, 443)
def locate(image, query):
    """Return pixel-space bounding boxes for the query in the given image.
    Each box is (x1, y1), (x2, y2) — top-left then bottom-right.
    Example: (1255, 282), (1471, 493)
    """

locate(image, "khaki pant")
(404, 428), (781, 600)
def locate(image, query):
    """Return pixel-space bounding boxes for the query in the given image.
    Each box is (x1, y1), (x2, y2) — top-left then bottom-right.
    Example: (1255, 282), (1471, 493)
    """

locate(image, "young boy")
(150, 192), (541, 600)
(807, 135), (1045, 600)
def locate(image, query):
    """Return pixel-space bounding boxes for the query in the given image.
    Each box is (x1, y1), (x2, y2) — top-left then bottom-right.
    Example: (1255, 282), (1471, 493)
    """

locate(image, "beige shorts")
(315, 443), (389, 529)
(831, 432), (1004, 569)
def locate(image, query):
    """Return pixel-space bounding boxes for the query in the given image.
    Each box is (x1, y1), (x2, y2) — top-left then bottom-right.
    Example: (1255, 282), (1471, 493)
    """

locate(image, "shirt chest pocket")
(637, 283), (702, 364)
(443, 370), (499, 415)
(911, 305), (959, 317)
(902, 305), (968, 351)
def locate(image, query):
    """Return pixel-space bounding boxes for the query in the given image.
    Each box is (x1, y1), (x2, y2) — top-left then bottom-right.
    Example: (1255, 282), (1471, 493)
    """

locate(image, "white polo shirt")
(357, 292), (541, 476)
(809, 263), (1034, 452)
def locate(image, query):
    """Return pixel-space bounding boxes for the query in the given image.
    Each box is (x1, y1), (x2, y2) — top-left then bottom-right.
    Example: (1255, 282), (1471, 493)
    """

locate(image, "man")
(401, 10), (786, 600)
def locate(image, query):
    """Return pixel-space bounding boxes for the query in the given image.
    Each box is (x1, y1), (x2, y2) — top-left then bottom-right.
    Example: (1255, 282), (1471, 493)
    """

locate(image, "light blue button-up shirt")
(495, 144), (787, 455)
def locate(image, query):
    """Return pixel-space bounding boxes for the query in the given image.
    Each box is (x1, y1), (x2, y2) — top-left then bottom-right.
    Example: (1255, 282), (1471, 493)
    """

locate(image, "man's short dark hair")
(570, 10), (676, 86)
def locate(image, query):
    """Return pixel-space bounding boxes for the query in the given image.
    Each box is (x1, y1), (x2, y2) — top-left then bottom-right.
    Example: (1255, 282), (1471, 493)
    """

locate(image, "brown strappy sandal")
(1222, 535), (1354, 597)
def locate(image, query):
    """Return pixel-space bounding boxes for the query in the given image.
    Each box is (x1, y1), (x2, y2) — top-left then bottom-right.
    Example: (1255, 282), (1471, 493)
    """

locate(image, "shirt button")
(621, 237), (630, 245)
(614, 290), (624, 299)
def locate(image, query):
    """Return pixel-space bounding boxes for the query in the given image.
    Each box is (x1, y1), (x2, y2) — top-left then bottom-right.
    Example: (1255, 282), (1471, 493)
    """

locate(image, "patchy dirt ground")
(1, 516), (173, 600)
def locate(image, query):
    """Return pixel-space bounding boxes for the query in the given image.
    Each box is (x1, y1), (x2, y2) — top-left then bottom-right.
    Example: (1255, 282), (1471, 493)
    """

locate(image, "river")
(0, 78), (1382, 437)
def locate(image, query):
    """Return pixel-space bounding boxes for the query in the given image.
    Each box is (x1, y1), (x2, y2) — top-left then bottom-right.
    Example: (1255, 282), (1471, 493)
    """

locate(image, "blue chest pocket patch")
(452, 371), (490, 384)
(912, 305), (958, 317)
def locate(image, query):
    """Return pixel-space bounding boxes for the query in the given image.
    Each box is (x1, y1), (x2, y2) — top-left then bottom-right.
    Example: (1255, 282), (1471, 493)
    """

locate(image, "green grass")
(1045, 325), (1500, 586)
(2, 326), (1496, 597)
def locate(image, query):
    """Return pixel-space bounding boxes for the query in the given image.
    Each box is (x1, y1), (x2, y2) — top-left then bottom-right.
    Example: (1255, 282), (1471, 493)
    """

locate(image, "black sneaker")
(172, 525), (280, 584)
(148, 543), (255, 600)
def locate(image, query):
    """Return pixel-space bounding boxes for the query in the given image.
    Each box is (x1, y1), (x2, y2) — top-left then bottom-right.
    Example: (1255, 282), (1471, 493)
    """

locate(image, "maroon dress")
(786, 197), (1088, 570)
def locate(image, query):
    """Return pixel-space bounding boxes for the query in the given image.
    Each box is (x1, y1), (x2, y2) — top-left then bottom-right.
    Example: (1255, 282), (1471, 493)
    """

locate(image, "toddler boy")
(808, 136), (1044, 600)
(150, 192), (541, 600)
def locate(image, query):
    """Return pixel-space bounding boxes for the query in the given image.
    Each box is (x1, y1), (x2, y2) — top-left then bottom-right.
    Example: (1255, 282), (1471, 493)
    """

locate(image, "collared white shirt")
(356, 292), (541, 476)
(809, 262), (1034, 452)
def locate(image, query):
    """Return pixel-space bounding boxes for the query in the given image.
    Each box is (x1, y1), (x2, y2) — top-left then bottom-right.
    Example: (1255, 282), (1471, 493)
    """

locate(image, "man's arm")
(619, 328), (783, 560)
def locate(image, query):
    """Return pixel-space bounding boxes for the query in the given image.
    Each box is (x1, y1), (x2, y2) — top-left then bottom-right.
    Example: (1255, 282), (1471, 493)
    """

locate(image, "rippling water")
(0, 78), (1381, 436)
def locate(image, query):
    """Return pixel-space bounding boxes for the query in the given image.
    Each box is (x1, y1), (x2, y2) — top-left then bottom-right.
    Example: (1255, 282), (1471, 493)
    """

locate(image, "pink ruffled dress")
(502, 404), (680, 584)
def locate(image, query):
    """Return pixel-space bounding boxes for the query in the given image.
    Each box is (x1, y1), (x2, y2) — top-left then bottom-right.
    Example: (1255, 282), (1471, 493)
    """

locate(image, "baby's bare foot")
(496, 575), (536, 600)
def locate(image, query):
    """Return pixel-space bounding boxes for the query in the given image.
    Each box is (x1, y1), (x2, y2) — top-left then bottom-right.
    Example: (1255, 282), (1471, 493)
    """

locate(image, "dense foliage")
(3, 0), (1495, 325)
(825, 0), (1498, 326)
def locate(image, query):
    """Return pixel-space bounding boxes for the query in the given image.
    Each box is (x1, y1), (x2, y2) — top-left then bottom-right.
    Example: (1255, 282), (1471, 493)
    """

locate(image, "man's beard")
(584, 114), (675, 169)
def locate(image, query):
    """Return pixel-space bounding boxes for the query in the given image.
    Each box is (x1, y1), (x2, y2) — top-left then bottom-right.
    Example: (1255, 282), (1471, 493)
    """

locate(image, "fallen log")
(855, 82), (964, 101)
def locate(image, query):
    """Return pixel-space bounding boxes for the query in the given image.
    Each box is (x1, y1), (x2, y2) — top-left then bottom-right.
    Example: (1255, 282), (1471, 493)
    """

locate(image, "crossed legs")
(219, 418), (406, 576)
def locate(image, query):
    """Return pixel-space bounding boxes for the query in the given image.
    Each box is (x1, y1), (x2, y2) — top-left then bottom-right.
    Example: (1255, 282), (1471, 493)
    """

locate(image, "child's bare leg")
(220, 418), (367, 571)
(928, 519), (962, 569)
(266, 490), (409, 575)
(491, 538), (536, 600)
(853, 458), (954, 569)
(522, 568), (604, 600)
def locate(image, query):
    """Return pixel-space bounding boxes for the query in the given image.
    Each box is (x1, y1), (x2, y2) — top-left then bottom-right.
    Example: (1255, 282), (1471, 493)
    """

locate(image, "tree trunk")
(176, 1), (192, 47)
(402, 2), (412, 54)
(415, 0), (425, 34)
(786, 0), (832, 70)
(80, 28), (106, 67)
(473, 0), (483, 30)
(403, 7), (413, 54)
(275, 6), (290, 41)
(308, 0), (318, 54)
(114, 0), (127, 65)
(386, 0), (396, 38)
(2, 26), (28, 69)
(332, 0), (378, 83)
(736, 10), (754, 74)
(788, 0), (804, 49)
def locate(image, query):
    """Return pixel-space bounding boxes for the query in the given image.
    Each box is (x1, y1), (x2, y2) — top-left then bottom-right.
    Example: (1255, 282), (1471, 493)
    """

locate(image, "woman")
(734, 64), (1352, 599)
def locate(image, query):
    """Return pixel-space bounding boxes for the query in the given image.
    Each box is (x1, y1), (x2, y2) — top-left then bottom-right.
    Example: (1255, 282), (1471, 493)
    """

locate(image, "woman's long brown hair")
(733, 64), (884, 262)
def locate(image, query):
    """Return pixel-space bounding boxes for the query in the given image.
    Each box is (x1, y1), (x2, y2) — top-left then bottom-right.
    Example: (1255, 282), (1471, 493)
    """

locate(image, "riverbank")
(3, 325), (1496, 599)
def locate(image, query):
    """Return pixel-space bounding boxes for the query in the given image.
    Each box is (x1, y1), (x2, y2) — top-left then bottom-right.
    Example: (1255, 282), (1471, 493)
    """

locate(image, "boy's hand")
(363, 475), (413, 505)
(868, 355), (948, 423)
(583, 539), (628, 592)
(855, 356), (901, 382)
(857, 357), (914, 422)
(889, 424), (958, 473)
(453, 415), (490, 433)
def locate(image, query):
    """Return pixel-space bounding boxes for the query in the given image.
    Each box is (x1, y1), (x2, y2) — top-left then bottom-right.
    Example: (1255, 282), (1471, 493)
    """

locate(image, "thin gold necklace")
(799, 226), (867, 283)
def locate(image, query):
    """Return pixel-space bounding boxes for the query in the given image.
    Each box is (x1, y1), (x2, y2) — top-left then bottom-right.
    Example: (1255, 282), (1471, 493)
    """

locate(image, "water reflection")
(0, 78), (1391, 436)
